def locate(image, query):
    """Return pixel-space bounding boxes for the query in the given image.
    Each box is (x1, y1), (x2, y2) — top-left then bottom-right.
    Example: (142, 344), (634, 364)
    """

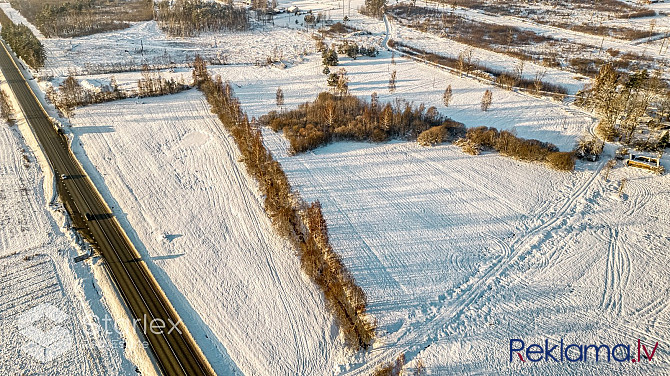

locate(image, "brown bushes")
(260, 92), (461, 154)
(196, 60), (375, 349)
(0, 89), (13, 122)
(547, 151), (576, 171)
(462, 126), (575, 171)
(417, 125), (446, 146)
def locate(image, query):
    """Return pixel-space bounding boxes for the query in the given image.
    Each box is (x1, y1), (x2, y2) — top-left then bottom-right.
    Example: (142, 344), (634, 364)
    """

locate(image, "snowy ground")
(68, 90), (344, 375)
(261, 134), (670, 375)
(0, 114), (135, 374)
(2, 0), (669, 374)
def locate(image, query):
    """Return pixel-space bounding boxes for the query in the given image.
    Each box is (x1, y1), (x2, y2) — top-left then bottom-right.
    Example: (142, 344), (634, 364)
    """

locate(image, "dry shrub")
(417, 125), (447, 146)
(373, 353), (405, 376)
(455, 138), (481, 155)
(575, 134), (604, 160)
(464, 126), (574, 170)
(547, 151), (576, 171)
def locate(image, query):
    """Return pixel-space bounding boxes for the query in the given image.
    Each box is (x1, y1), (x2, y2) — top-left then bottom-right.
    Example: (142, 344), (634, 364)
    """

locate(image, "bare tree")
(389, 70), (397, 93)
(481, 89), (493, 111)
(276, 87), (285, 108)
(457, 49), (474, 77)
(533, 70), (546, 95)
(336, 68), (349, 97)
(443, 84), (452, 107)
(513, 60), (525, 84)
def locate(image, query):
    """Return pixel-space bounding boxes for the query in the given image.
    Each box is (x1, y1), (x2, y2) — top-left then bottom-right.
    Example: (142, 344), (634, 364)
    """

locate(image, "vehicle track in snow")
(349, 158), (607, 375)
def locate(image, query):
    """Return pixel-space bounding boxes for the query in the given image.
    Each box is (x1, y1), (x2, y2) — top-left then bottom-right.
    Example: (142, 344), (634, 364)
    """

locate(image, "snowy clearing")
(69, 89), (343, 375)
(262, 132), (670, 374)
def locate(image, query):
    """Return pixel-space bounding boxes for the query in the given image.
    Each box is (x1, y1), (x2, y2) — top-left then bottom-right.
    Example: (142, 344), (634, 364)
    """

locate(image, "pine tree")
(336, 68), (349, 97)
(322, 48), (338, 67)
(443, 84), (452, 107)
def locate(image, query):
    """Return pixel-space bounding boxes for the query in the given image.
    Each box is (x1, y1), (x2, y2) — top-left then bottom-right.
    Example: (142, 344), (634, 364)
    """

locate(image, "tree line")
(0, 8), (45, 69)
(155, 0), (249, 37)
(138, 65), (189, 98)
(46, 69), (188, 116)
(193, 56), (376, 349)
(46, 74), (127, 116)
(11, 0), (153, 38)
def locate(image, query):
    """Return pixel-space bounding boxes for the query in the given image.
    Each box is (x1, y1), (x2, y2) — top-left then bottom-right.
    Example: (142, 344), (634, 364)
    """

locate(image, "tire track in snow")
(350, 159), (607, 375)
(600, 227), (631, 316)
(198, 97), (321, 375)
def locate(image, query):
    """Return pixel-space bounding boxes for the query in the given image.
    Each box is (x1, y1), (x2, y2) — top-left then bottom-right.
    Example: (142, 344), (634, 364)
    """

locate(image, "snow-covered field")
(2, 0), (670, 373)
(262, 135), (670, 374)
(0, 118), (134, 375)
(212, 50), (593, 151)
(69, 90), (343, 375)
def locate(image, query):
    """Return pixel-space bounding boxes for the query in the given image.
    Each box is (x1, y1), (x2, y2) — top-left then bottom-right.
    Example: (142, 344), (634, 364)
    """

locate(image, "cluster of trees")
(260, 92), (458, 154)
(155, 0), (249, 37)
(461, 126), (575, 170)
(138, 65), (189, 98)
(194, 56), (375, 349)
(336, 41), (377, 59)
(361, 0), (386, 18)
(577, 64), (664, 145)
(46, 75), (127, 115)
(0, 9), (45, 69)
(12, 0), (152, 38)
(0, 89), (13, 122)
(327, 68), (349, 97)
(35, 1), (125, 37)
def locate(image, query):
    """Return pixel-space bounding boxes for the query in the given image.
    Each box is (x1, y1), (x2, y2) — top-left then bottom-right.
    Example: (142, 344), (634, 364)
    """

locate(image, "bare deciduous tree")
(443, 84), (452, 107)
(389, 70), (397, 93)
(276, 87), (285, 108)
(481, 89), (493, 111)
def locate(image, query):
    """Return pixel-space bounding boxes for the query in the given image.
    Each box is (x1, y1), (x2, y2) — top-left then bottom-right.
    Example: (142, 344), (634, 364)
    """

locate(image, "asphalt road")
(0, 41), (215, 376)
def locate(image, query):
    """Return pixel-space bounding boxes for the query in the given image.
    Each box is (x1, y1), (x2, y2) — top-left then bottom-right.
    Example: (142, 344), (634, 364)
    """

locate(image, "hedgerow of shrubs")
(194, 56), (375, 349)
(463, 126), (575, 171)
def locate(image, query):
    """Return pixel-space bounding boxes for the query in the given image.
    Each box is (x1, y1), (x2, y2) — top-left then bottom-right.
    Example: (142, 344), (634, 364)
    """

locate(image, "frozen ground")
(2, 0), (669, 374)
(0, 115), (134, 374)
(69, 89), (343, 375)
(261, 134), (670, 375)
